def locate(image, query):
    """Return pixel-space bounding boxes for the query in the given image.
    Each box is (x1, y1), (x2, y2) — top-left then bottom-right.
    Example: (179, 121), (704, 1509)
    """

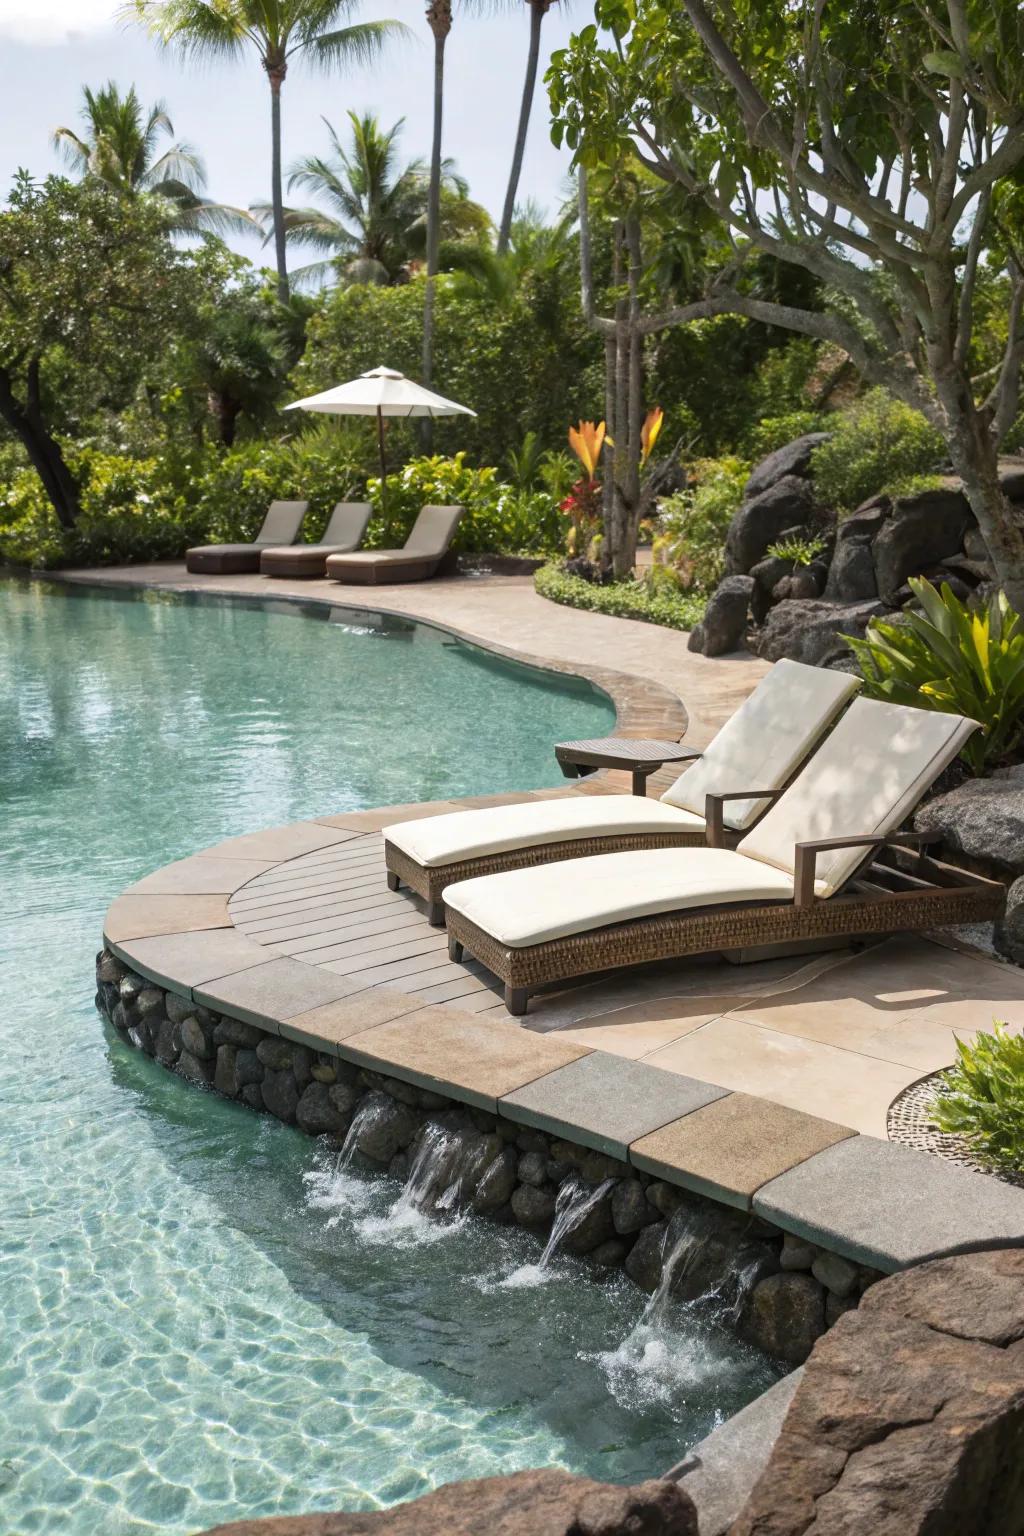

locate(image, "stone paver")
(197, 822), (361, 862)
(499, 1053), (728, 1159)
(193, 956), (356, 1032)
(128, 855), (278, 895)
(754, 1135), (1024, 1272)
(108, 929), (272, 999)
(104, 892), (231, 943)
(630, 1092), (855, 1211)
(337, 1004), (592, 1112)
(280, 988), (422, 1052)
(316, 801), (468, 832)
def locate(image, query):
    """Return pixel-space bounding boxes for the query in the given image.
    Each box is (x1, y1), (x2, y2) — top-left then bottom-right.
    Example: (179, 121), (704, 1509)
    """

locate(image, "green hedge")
(535, 562), (707, 631)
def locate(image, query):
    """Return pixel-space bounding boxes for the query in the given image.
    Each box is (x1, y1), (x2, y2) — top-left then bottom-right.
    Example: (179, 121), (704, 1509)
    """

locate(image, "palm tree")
(422, 0), (452, 402)
(258, 112), (484, 289)
(53, 81), (253, 235)
(124, 0), (409, 302)
(497, 0), (558, 255)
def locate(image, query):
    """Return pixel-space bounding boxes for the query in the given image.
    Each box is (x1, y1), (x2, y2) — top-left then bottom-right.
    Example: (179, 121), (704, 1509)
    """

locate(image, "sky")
(0, 0), (580, 260)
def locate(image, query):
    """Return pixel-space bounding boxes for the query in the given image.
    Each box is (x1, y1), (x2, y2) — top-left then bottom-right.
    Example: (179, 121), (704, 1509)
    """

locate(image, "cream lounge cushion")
(737, 697), (980, 896)
(387, 795), (704, 867)
(443, 847), (795, 948)
(661, 659), (861, 829)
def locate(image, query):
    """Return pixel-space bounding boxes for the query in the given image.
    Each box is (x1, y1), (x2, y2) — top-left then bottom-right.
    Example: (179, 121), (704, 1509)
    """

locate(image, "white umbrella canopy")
(285, 367), (477, 513)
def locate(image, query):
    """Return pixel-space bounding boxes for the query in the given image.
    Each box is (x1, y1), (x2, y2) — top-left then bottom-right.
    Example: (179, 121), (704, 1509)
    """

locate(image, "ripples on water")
(0, 581), (775, 1534)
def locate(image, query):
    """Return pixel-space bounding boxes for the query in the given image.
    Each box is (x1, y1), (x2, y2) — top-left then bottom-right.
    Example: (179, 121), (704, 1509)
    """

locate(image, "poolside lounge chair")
(384, 660), (861, 923)
(186, 501), (308, 575)
(260, 502), (373, 578)
(324, 504), (464, 585)
(443, 698), (1005, 1013)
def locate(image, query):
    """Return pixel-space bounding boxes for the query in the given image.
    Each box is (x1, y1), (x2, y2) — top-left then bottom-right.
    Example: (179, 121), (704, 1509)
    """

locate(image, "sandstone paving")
(630, 1092), (855, 1211)
(499, 1053), (728, 1159)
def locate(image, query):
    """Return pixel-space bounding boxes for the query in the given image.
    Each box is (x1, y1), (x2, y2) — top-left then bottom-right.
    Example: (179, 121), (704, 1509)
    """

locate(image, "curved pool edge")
(35, 567), (689, 760)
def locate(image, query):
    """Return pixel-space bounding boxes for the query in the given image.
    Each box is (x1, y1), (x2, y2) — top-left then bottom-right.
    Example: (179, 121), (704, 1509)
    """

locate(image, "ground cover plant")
(933, 1024), (1024, 1173)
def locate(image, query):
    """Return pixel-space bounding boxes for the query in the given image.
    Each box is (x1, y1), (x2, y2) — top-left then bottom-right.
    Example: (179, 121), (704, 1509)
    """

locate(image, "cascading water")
(303, 1097), (384, 1222)
(499, 1177), (616, 1289)
(356, 1123), (478, 1246)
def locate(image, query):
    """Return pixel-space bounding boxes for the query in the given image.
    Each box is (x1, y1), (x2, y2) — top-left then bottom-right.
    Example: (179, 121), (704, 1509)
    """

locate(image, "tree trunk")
(497, 1), (547, 256)
(0, 361), (80, 530)
(423, 4), (451, 451)
(208, 390), (241, 448)
(268, 67), (289, 304)
(946, 409), (1024, 613)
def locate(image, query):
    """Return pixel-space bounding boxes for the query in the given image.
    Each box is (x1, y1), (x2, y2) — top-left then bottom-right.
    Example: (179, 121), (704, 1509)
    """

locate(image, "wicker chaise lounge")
(186, 501), (309, 575)
(443, 698), (1005, 1014)
(260, 502), (373, 578)
(384, 660), (861, 923)
(324, 504), (463, 585)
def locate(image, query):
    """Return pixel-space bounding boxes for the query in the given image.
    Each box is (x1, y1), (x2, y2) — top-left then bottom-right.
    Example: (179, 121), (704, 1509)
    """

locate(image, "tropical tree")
(497, 0), (559, 255)
(423, 0), (453, 401)
(0, 172), (211, 526)
(256, 112), (484, 288)
(124, 0), (408, 302)
(53, 81), (254, 235)
(550, 0), (1024, 606)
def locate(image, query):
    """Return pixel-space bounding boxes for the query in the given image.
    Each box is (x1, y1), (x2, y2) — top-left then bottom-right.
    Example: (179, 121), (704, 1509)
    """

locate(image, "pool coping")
(69, 566), (1024, 1273)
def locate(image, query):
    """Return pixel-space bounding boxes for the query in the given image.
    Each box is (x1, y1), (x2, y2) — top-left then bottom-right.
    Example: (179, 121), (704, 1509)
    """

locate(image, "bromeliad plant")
(932, 1024), (1024, 1174)
(845, 578), (1024, 775)
(563, 419), (606, 555)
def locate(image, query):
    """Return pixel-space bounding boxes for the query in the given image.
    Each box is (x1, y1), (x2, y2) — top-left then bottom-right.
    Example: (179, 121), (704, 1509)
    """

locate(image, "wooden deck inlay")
(229, 834), (511, 1015)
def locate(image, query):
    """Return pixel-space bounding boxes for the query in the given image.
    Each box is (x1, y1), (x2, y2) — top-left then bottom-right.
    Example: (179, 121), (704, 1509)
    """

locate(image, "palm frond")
(299, 17), (412, 68)
(141, 142), (207, 194)
(120, 0), (249, 60)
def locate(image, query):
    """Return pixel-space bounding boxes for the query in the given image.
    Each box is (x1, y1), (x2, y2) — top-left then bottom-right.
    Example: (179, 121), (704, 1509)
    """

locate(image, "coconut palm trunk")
(268, 62), (290, 302)
(423, 0), (452, 448)
(497, 0), (549, 256)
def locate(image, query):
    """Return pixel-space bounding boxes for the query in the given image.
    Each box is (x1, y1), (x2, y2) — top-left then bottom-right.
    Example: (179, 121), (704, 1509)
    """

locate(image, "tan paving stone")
(128, 856), (277, 895)
(554, 997), (735, 1059)
(280, 988), (422, 1052)
(104, 893), (231, 943)
(337, 1005), (593, 1111)
(643, 1015), (921, 1137)
(194, 957), (356, 1031)
(198, 822), (360, 862)
(630, 1092), (855, 1210)
(108, 929), (272, 999)
(315, 801), (465, 831)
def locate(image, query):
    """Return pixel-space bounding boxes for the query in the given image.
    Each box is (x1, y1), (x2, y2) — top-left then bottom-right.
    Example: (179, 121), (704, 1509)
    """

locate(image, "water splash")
(302, 1099), (382, 1223)
(497, 1177), (615, 1290)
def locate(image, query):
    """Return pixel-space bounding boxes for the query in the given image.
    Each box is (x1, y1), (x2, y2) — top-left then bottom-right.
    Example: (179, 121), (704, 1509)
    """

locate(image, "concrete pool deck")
(57, 563), (1024, 1229)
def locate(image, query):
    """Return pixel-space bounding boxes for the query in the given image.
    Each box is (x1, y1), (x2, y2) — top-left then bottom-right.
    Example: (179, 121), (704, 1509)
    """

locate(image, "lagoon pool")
(0, 580), (775, 1534)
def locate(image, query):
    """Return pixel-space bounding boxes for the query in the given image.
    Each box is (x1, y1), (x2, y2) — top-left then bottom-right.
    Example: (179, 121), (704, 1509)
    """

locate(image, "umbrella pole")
(376, 407), (387, 518)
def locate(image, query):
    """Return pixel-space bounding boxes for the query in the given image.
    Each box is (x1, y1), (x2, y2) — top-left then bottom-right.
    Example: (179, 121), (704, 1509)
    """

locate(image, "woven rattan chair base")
(444, 850), (1005, 1014)
(384, 829), (708, 926)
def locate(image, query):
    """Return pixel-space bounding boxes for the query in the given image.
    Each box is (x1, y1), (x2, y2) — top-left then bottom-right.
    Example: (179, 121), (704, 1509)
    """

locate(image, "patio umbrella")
(285, 366), (477, 511)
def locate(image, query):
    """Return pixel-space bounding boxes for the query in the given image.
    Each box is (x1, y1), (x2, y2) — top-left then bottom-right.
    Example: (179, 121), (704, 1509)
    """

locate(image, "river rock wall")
(96, 947), (881, 1364)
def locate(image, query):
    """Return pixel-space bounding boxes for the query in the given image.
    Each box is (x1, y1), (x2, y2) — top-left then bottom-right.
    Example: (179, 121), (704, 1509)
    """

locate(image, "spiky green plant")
(932, 1024), (1024, 1173)
(845, 577), (1024, 774)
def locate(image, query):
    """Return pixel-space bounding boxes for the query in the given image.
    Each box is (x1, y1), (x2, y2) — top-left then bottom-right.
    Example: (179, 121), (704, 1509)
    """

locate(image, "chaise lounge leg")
(505, 986), (528, 1016)
(428, 900), (445, 926)
(386, 871), (400, 892)
(448, 936), (463, 962)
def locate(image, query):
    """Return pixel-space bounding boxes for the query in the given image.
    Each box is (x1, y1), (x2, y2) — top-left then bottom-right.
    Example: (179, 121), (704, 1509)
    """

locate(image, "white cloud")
(0, 0), (117, 44)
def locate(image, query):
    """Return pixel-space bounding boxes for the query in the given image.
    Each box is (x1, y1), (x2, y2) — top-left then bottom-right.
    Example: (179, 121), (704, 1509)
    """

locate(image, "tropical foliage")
(535, 560), (707, 630)
(932, 1024), (1024, 1174)
(653, 458), (749, 593)
(846, 578), (1024, 775)
(810, 391), (945, 515)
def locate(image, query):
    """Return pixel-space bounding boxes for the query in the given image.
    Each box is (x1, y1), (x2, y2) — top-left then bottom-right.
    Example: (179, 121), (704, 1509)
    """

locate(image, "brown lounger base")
(384, 829), (710, 926)
(325, 554), (443, 585)
(444, 848), (1005, 1014)
(186, 549), (265, 575)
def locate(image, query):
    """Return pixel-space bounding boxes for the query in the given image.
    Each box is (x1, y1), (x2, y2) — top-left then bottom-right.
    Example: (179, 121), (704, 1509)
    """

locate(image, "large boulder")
(755, 597), (884, 665)
(872, 482), (971, 600)
(744, 432), (831, 500)
(824, 501), (888, 602)
(200, 1471), (698, 1536)
(725, 476), (819, 574)
(914, 765), (1024, 877)
(731, 1250), (1024, 1536)
(692, 575), (754, 657)
(996, 875), (1024, 965)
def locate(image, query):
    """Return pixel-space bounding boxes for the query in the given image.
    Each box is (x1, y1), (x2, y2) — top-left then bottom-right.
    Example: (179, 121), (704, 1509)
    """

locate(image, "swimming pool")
(0, 580), (775, 1534)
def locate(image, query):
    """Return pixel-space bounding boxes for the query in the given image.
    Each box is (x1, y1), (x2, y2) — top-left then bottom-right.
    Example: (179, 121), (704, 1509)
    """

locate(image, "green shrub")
(932, 1024), (1024, 1173)
(367, 453), (563, 554)
(766, 534), (827, 566)
(743, 411), (822, 461)
(654, 457), (749, 592)
(192, 426), (367, 544)
(845, 577), (1024, 775)
(810, 389), (944, 513)
(535, 562), (707, 631)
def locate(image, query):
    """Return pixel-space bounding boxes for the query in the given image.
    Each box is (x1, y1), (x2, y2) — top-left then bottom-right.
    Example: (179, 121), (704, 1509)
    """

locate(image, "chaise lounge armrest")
(793, 830), (943, 905)
(704, 789), (784, 848)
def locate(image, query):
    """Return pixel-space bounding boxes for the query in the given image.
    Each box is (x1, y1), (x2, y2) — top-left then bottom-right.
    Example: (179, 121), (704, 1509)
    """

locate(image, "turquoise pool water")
(0, 579), (776, 1535)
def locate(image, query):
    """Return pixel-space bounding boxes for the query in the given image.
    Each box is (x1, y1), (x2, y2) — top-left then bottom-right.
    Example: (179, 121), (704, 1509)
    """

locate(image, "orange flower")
(568, 420), (607, 478)
(640, 406), (664, 465)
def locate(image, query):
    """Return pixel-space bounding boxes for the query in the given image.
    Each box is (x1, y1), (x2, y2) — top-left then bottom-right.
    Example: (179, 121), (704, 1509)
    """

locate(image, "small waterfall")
(498, 1176), (614, 1289)
(356, 1122), (480, 1247)
(302, 1098), (384, 1223)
